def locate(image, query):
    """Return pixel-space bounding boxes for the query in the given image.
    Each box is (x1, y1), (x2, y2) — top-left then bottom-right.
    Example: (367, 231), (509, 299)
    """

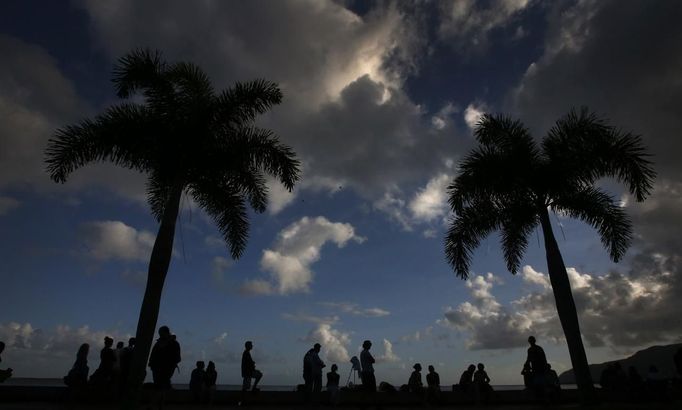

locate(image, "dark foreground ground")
(1, 403), (681, 410)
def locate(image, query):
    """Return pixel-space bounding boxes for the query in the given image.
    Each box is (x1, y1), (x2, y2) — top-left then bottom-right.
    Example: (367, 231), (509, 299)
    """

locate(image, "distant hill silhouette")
(559, 343), (682, 384)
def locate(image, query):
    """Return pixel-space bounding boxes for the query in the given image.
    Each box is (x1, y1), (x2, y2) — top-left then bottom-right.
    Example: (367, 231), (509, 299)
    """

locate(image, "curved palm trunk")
(539, 209), (594, 399)
(123, 185), (183, 409)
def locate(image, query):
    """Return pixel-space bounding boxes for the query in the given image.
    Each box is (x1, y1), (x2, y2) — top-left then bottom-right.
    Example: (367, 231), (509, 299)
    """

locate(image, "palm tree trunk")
(539, 209), (594, 399)
(123, 184), (183, 409)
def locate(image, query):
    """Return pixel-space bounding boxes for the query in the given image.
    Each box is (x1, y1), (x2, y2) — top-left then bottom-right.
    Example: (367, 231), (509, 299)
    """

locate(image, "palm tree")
(445, 108), (655, 396)
(45, 49), (300, 405)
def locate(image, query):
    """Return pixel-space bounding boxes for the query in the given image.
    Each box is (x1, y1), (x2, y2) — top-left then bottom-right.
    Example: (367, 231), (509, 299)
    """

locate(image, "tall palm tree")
(45, 49), (300, 406)
(445, 108), (655, 396)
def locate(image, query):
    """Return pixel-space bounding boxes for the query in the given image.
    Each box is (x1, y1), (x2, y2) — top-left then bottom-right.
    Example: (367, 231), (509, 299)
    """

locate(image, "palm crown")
(45, 49), (300, 258)
(446, 107), (655, 278)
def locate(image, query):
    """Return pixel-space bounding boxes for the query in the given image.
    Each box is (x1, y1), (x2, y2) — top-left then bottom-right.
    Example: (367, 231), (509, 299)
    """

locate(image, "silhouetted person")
(426, 365), (441, 403)
(645, 364), (665, 396)
(190, 361), (206, 402)
(627, 366), (643, 401)
(360, 340), (376, 392)
(148, 326), (181, 390)
(525, 336), (547, 372)
(675, 347), (682, 377)
(303, 343), (325, 400)
(521, 363), (532, 389)
(114, 341), (124, 375)
(544, 363), (561, 402)
(90, 336), (115, 386)
(118, 337), (135, 393)
(327, 363), (340, 405)
(473, 363), (492, 404)
(241, 341), (262, 393)
(456, 364), (475, 394)
(408, 363), (423, 393)
(64, 343), (89, 387)
(0, 341), (12, 383)
(205, 361), (217, 405)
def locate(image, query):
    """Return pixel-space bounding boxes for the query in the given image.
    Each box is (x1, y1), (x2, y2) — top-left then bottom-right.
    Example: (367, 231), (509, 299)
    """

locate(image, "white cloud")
(431, 103), (457, 130)
(375, 338), (401, 363)
(210, 256), (232, 284)
(243, 216), (364, 295)
(409, 173), (452, 223)
(81, 220), (155, 262)
(463, 103), (486, 130)
(0, 196), (20, 215)
(302, 323), (351, 363)
(438, 0), (533, 52)
(240, 279), (274, 295)
(441, 263), (681, 350)
(0, 321), (130, 378)
(282, 312), (339, 325)
(266, 176), (297, 215)
(321, 302), (391, 317)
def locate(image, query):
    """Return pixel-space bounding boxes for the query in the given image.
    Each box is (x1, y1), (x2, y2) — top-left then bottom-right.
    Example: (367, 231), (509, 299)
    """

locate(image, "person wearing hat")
(360, 340), (376, 392)
(408, 363), (423, 393)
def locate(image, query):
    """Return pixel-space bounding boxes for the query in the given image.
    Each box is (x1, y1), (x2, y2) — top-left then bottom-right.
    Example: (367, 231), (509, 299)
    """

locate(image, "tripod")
(347, 356), (362, 387)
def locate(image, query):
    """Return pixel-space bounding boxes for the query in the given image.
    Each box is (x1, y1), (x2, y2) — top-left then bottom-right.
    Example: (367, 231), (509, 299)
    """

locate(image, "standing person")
(190, 361), (206, 402)
(360, 340), (376, 392)
(118, 337), (135, 394)
(64, 343), (89, 387)
(303, 343), (326, 399)
(114, 341), (124, 375)
(90, 336), (115, 386)
(241, 341), (263, 393)
(426, 365), (441, 403)
(205, 361), (218, 406)
(525, 335), (547, 392)
(148, 326), (181, 390)
(0, 341), (12, 383)
(408, 363), (423, 393)
(327, 364), (340, 405)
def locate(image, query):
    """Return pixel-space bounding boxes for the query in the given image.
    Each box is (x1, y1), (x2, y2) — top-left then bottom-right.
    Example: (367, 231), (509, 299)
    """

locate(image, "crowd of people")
(2, 330), (682, 406)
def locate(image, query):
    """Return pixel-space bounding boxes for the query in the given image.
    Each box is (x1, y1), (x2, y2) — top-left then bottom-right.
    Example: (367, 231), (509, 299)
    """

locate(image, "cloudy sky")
(1, 0), (681, 386)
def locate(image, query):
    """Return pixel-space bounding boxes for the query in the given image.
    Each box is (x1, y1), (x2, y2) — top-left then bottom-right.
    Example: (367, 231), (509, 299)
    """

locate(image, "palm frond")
(217, 126), (300, 191)
(544, 107), (656, 201)
(112, 48), (166, 98)
(500, 204), (538, 274)
(552, 186), (632, 262)
(167, 62), (215, 103)
(146, 171), (173, 221)
(475, 114), (538, 157)
(215, 79), (283, 126)
(45, 104), (155, 183)
(445, 201), (502, 279)
(190, 181), (250, 259)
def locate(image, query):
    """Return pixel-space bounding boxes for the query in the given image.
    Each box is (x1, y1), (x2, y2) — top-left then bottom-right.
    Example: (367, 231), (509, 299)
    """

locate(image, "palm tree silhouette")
(445, 108), (655, 397)
(45, 49), (300, 405)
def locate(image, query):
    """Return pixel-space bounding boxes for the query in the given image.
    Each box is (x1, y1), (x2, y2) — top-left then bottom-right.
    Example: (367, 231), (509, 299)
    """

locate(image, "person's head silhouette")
(207, 361), (215, 371)
(413, 363), (422, 371)
(77, 343), (89, 360)
(528, 336), (536, 346)
(245, 341), (253, 351)
(159, 326), (170, 338)
(362, 340), (372, 350)
(313, 343), (321, 353)
(116, 341), (124, 349)
(428, 365), (435, 373)
(477, 363), (485, 371)
(331, 364), (338, 372)
(196, 361), (205, 369)
(128, 337), (136, 347)
(468, 364), (475, 372)
(104, 336), (113, 347)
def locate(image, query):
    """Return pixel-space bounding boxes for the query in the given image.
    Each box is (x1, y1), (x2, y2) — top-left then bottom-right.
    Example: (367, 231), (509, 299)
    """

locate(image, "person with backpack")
(148, 326), (181, 390)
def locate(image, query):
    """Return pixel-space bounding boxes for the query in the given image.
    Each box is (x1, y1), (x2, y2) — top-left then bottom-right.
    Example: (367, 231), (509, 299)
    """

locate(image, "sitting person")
(473, 363), (492, 403)
(544, 363), (561, 402)
(64, 343), (89, 388)
(455, 364), (475, 393)
(0, 341), (13, 383)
